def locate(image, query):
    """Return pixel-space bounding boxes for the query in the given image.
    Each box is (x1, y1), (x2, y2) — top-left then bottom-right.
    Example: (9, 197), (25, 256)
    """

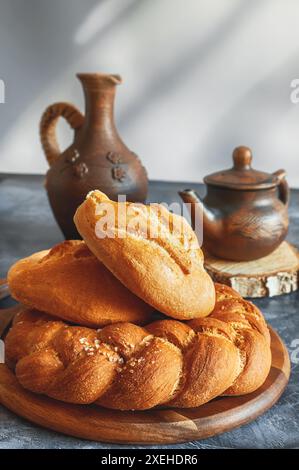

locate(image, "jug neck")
(77, 73), (121, 137)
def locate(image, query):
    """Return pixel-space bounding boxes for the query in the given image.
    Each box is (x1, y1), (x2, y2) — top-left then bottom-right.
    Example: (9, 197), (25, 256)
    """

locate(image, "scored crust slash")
(74, 190), (215, 320)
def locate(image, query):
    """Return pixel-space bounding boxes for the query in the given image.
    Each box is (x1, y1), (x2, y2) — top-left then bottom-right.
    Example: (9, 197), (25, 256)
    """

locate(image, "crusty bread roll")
(7, 240), (154, 327)
(5, 284), (271, 410)
(74, 190), (215, 320)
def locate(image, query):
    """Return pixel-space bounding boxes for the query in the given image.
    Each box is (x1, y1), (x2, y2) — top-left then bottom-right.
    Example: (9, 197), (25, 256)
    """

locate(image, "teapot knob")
(233, 146), (252, 170)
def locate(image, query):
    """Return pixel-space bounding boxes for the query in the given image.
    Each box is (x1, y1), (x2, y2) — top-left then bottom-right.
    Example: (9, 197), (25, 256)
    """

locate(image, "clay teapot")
(179, 146), (289, 261)
(40, 73), (148, 239)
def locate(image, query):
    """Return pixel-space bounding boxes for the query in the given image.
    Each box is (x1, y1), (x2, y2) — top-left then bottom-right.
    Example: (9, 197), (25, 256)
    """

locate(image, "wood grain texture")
(204, 241), (299, 297)
(0, 326), (290, 445)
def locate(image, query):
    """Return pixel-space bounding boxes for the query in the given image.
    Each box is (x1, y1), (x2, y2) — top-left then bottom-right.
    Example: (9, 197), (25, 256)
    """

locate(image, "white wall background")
(1, 0), (299, 185)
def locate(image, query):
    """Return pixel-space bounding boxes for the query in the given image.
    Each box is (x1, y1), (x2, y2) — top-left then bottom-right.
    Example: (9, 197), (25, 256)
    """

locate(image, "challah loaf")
(7, 240), (153, 327)
(5, 284), (271, 410)
(74, 190), (215, 320)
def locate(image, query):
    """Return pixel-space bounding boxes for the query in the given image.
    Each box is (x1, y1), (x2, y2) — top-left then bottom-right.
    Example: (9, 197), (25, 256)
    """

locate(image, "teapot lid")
(204, 146), (282, 190)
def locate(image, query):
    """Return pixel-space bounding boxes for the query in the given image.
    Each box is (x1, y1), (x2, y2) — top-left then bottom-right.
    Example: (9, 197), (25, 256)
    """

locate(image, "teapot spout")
(179, 189), (203, 231)
(179, 189), (222, 239)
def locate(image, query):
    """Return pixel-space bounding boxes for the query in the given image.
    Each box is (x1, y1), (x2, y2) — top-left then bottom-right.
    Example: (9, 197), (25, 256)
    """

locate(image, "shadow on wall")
(195, 50), (299, 173)
(118, 0), (258, 129)
(0, 0), (140, 137)
(0, 0), (299, 186)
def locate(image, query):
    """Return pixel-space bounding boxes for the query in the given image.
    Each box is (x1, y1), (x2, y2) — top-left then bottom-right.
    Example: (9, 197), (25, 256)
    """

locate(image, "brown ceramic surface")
(180, 146), (289, 261)
(40, 73), (148, 239)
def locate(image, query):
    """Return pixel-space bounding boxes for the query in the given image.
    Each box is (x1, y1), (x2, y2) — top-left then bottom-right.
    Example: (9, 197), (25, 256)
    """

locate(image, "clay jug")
(40, 73), (148, 239)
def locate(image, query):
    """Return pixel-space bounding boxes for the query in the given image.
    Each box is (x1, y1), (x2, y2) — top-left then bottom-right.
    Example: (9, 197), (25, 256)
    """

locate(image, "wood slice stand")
(204, 241), (299, 298)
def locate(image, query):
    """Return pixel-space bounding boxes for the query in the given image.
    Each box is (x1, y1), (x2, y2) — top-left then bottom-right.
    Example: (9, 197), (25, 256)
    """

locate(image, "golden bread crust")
(5, 284), (271, 410)
(74, 190), (215, 320)
(7, 240), (154, 327)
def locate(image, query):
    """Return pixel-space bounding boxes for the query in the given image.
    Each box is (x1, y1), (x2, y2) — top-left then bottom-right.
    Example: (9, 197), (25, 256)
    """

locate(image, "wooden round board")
(204, 241), (299, 298)
(0, 327), (290, 445)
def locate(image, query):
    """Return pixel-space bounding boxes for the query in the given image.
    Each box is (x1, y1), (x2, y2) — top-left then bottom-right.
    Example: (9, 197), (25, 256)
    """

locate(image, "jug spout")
(179, 189), (222, 239)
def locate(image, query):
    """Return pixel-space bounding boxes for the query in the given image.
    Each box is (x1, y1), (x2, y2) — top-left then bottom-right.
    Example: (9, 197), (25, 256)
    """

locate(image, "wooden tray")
(0, 326), (290, 445)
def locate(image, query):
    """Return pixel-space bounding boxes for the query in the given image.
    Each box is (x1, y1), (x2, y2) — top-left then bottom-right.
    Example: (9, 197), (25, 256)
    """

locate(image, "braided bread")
(7, 240), (153, 327)
(74, 190), (215, 320)
(5, 284), (271, 410)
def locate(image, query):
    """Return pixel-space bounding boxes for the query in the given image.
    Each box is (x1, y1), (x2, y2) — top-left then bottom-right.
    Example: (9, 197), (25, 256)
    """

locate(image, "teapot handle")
(273, 169), (289, 206)
(40, 102), (84, 167)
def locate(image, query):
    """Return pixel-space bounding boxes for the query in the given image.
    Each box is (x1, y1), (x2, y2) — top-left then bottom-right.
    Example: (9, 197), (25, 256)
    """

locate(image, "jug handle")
(273, 169), (289, 206)
(40, 102), (84, 167)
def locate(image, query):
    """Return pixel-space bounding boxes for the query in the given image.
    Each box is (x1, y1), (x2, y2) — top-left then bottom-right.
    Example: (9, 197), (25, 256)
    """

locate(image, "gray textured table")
(0, 173), (298, 449)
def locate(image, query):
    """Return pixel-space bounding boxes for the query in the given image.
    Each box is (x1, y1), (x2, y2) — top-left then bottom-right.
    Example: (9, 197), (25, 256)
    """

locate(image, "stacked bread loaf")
(5, 191), (272, 410)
